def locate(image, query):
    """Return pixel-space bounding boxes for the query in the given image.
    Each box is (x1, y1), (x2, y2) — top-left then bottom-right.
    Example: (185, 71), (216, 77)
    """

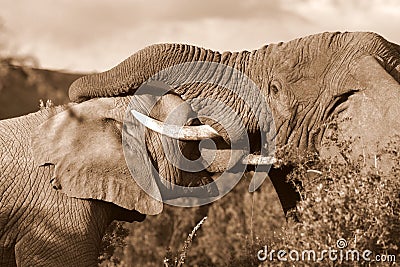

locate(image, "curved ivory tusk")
(130, 109), (221, 140)
(201, 148), (276, 168)
(243, 154), (276, 165)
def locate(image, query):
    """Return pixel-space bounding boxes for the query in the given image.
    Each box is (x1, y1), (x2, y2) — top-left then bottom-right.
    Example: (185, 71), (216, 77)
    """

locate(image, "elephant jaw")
(130, 109), (276, 167)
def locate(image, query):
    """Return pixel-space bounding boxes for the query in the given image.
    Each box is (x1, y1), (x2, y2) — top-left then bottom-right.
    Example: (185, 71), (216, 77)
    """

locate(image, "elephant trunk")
(70, 44), (239, 102)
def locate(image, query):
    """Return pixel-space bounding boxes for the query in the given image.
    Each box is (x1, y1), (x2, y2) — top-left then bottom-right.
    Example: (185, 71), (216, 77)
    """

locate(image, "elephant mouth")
(131, 109), (276, 171)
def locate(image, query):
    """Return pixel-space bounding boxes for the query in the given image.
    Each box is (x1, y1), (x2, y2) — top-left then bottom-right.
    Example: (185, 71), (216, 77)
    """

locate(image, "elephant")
(0, 90), (219, 266)
(68, 31), (400, 217)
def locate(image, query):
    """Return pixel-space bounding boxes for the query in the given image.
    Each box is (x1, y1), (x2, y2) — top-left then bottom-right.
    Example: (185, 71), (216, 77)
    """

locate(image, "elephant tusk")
(201, 147), (276, 169)
(130, 109), (221, 140)
(242, 154), (276, 165)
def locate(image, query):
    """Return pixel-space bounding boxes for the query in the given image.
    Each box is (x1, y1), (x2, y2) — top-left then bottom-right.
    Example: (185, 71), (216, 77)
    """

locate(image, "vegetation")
(100, 135), (399, 266)
(0, 42), (81, 119)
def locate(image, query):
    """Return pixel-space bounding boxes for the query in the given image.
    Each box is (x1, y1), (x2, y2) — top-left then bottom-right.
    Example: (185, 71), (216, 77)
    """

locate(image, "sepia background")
(0, 1), (399, 266)
(0, 0), (400, 72)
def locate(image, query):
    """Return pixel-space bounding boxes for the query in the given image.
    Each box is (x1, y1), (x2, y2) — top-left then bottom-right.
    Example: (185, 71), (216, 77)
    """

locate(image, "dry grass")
(164, 216), (208, 267)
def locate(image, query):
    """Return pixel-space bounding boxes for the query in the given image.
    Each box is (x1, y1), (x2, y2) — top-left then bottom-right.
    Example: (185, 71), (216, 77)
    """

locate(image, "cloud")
(0, 0), (399, 72)
(0, 0), (305, 46)
(284, 0), (400, 42)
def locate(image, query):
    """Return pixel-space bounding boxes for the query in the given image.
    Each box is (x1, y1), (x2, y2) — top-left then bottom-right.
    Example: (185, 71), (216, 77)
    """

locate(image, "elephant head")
(66, 31), (400, 215)
(30, 87), (221, 216)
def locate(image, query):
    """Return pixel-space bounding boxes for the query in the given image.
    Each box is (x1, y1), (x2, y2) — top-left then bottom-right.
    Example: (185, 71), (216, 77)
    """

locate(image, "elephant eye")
(269, 81), (280, 95)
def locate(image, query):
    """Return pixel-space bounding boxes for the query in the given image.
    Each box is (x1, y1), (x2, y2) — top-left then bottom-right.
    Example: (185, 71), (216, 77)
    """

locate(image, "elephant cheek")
(322, 56), (400, 170)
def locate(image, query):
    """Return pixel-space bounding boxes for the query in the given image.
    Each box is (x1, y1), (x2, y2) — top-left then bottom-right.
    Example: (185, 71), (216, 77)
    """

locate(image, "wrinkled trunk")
(70, 44), (246, 102)
(69, 44), (277, 147)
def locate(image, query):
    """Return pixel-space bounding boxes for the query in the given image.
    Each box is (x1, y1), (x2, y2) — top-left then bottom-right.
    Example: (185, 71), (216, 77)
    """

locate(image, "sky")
(0, 0), (399, 72)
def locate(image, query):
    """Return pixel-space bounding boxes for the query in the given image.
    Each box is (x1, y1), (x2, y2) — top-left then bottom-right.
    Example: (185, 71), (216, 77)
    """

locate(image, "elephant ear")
(31, 98), (163, 215)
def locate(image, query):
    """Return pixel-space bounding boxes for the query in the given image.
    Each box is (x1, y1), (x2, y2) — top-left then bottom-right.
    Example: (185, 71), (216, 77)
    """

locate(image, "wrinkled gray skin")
(0, 107), (137, 266)
(0, 95), (214, 266)
(70, 31), (400, 215)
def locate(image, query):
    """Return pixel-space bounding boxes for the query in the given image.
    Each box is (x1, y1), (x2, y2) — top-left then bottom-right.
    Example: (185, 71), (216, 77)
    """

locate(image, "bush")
(102, 137), (399, 266)
(257, 139), (400, 266)
(99, 221), (130, 266)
